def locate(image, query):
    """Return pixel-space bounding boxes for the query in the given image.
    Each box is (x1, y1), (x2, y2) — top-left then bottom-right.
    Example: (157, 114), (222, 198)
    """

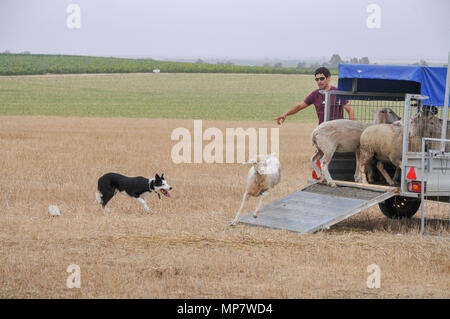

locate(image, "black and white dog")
(95, 173), (172, 213)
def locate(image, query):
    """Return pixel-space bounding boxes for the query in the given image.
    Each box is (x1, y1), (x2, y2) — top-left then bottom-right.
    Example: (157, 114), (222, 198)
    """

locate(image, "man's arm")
(343, 102), (354, 120)
(275, 102), (310, 125)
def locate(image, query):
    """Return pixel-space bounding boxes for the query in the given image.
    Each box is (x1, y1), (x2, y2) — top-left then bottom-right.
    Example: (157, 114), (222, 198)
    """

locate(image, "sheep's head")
(373, 107), (401, 124)
(412, 110), (442, 138)
(244, 153), (279, 175)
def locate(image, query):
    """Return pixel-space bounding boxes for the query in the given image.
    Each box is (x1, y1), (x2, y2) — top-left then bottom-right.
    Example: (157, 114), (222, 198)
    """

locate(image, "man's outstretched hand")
(275, 114), (287, 125)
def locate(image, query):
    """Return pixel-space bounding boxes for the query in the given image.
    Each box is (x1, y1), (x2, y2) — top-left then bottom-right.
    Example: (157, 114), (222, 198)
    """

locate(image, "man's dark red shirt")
(304, 86), (348, 124)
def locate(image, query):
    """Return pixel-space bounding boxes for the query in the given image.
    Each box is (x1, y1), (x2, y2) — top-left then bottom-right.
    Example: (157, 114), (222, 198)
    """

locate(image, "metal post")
(440, 52), (450, 150)
(401, 94), (412, 193)
(351, 79), (358, 93)
(421, 138), (426, 236)
(324, 90), (331, 122)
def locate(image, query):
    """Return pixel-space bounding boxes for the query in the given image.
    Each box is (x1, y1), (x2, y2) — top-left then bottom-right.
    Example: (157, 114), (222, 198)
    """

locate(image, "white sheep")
(311, 107), (401, 187)
(359, 111), (442, 185)
(231, 154), (281, 226)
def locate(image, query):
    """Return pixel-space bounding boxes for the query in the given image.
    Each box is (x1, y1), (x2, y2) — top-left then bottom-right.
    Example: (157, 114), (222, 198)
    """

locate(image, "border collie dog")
(96, 173), (172, 213)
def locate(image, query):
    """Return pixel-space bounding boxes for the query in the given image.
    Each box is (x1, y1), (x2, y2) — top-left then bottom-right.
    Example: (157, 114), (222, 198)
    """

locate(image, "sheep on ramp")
(231, 154), (281, 226)
(359, 111), (442, 185)
(311, 108), (401, 187)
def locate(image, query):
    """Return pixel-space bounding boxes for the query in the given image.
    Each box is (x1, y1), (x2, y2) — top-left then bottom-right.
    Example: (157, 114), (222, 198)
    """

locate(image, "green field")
(0, 73), (334, 121)
(0, 53), (336, 76)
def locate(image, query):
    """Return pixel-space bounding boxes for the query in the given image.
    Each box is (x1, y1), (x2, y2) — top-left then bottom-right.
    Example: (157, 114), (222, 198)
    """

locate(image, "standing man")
(275, 67), (354, 125)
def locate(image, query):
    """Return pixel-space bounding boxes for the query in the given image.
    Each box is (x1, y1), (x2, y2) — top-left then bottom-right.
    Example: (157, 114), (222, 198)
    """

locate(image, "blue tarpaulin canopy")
(338, 64), (449, 106)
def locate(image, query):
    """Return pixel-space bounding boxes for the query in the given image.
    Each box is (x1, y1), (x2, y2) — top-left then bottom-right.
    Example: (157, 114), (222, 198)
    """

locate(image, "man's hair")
(314, 67), (331, 78)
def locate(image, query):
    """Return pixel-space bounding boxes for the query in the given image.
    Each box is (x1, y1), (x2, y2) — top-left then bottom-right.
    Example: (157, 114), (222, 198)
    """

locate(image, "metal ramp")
(238, 181), (398, 233)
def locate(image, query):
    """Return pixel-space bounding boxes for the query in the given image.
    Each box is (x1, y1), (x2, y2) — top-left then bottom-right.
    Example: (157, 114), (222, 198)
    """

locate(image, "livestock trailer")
(325, 63), (450, 219)
(238, 62), (450, 234)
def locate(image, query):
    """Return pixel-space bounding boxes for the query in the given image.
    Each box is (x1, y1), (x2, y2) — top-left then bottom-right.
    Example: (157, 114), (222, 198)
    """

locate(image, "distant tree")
(2, 50), (11, 54)
(273, 62), (282, 68)
(359, 57), (370, 64)
(263, 62), (272, 67)
(21, 51), (31, 55)
(350, 57), (359, 64)
(225, 60), (234, 66)
(329, 54), (343, 67)
(296, 61), (306, 69)
(411, 60), (428, 66)
(196, 59), (205, 64)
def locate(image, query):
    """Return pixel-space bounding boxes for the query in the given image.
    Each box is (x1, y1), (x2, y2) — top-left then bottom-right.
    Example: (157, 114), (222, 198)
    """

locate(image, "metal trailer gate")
(418, 53), (450, 239)
(420, 138), (450, 239)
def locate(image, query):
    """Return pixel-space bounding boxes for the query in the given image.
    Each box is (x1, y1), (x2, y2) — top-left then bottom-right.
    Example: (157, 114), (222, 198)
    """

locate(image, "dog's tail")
(95, 192), (103, 205)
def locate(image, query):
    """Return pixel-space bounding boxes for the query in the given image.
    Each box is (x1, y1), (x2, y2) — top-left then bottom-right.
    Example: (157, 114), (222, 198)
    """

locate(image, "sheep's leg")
(231, 191), (249, 226)
(354, 150), (362, 183)
(311, 149), (324, 181)
(253, 193), (265, 219)
(367, 160), (376, 183)
(359, 148), (373, 184)
(376, 161), (395, 186)
(321, 147), (337, 187)
(393, 160), (402, 183)
(392, 167), (400, 183)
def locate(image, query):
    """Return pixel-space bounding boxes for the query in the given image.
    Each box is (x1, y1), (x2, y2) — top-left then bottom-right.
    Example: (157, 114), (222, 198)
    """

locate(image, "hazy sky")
(1, 0), (449, 61)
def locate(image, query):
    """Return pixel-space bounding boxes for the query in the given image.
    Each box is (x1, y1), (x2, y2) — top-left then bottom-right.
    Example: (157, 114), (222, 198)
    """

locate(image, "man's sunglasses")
(315, 76), (326, 82)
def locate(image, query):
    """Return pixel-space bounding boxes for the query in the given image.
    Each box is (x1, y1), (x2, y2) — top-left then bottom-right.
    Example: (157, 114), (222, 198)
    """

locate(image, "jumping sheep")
(231, 153), (281, 226)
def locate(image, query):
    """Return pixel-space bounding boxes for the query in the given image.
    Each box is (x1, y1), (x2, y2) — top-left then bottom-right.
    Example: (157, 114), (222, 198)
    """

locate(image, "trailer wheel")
(378, 196), (421, 219)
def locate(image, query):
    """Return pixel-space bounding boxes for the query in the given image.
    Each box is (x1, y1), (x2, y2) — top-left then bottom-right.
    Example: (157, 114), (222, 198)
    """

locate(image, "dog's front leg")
(137, 197), (154, 213)
(231, 191), (249, 226)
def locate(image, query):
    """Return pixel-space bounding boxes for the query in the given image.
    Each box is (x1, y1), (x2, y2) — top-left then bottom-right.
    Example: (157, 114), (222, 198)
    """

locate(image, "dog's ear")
(161, 173), (164, 179)
(155, 174), (160, 180)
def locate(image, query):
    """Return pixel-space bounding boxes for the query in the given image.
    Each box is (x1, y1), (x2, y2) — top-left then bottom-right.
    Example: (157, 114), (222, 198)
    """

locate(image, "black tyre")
(378, 196), (421, 219)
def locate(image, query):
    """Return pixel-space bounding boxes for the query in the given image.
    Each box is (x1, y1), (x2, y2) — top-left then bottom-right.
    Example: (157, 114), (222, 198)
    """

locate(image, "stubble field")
(0, 73), (448, 298)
